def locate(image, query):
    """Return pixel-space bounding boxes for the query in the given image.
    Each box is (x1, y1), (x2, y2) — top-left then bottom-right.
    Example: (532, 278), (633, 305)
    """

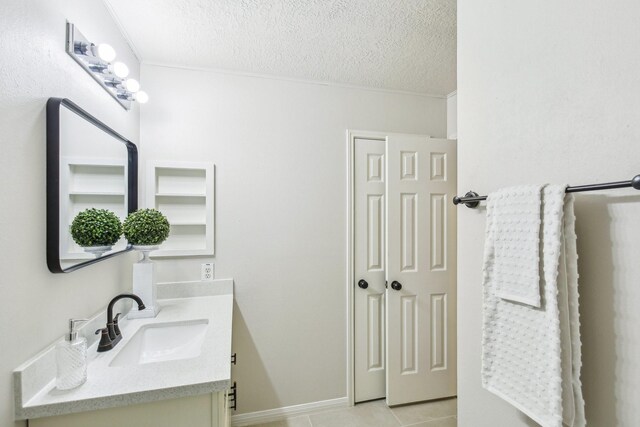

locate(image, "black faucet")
(95, 293), (146, 352)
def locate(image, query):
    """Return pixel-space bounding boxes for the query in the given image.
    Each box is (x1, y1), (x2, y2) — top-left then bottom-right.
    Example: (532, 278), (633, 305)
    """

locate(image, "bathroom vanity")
(14, 280), (234, 427)
(28, 392), (230, 427)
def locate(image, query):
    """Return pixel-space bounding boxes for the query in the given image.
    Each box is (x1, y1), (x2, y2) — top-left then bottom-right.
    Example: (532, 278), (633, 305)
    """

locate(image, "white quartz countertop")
(14, 279), (233, 420)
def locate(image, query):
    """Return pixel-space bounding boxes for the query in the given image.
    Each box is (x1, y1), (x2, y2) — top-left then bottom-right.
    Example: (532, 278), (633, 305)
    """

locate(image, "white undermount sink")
(109, 319), (209, 367)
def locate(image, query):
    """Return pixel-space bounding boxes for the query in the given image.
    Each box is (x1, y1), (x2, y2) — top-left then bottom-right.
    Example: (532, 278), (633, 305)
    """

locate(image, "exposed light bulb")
(124, 78), (140, 93)
(135, 90), (149, 104)
(111, 62), (129, 78)
(96, 43), (116, 62)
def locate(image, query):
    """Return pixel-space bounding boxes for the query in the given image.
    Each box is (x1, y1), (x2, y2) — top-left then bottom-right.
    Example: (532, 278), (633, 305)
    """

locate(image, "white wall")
(458, 1), (640, 426)
(140, 64), (447, 414)
(0, 2), (139, 426)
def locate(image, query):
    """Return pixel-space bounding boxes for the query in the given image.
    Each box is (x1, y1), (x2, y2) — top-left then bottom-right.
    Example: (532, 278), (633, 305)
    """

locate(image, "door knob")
(358, 279), (368, 289)
(390, 281), (402, 291)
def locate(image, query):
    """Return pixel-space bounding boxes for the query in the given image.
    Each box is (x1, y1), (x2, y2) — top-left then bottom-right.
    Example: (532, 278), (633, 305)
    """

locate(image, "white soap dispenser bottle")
(55, 318), (88, 390)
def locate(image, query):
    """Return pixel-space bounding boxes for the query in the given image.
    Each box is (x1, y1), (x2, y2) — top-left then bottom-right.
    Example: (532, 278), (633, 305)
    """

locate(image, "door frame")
(346, 130), (433, 406)
(346, 130), (387, 407)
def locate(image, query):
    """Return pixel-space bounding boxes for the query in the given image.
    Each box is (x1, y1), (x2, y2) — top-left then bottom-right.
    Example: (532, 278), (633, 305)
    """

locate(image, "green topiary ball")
(71, 208), (122, 247)
(123, 208), (170, 246)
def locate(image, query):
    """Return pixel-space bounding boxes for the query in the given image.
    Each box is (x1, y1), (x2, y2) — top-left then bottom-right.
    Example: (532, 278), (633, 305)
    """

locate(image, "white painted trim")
(346, 130), (354, 408)
(446, 90), (457, 99)
(142, 61), (448, 99)
(230, 397), (348, 426)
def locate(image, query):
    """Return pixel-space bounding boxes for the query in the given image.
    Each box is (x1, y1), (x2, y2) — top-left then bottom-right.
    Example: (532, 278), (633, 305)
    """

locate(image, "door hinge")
(229, 381), (237, 411)
(231, 352), (237, 365)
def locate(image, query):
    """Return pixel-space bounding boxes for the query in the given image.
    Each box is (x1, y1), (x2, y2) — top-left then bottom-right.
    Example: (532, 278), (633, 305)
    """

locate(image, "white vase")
(132, 245), (159, 261)
(83, 245), (112, 258)
(127, 245), (160, 319)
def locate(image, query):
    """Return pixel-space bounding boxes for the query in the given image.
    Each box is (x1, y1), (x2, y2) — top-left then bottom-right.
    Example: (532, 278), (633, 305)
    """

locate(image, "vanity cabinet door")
(30, 392), (224, 427)
(217, 389), (231, 427)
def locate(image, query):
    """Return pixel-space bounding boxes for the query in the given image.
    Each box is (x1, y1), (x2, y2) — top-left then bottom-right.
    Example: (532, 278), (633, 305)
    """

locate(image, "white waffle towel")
(481, 185), (586, 427)
(490, 185), (544, 307)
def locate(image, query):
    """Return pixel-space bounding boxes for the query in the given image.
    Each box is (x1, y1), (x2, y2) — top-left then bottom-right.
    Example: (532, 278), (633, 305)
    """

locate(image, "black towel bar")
(453, 174), (640, 208)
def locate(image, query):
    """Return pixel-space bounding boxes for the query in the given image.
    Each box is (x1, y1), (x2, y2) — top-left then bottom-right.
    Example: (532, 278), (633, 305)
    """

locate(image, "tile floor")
(249, 397), (457, 427)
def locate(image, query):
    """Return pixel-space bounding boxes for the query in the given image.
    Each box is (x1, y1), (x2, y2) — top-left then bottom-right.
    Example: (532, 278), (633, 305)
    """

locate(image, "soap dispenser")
(55, 318), (88, 390)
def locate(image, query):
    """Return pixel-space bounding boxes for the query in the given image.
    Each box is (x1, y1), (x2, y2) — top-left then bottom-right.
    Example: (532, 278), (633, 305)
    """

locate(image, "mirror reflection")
(47, 98), (137, 273)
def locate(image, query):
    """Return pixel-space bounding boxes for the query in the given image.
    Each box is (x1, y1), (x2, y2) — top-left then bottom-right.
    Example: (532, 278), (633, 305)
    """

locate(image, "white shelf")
(155, 193), (206, 198)
(69, 191), (125, 196)
(147, 160), (215, 257)
(60, 157), (128, 260)
(69, 163), (125, 195)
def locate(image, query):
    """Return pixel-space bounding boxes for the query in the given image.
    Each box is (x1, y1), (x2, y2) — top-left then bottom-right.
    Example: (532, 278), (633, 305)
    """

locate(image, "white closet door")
(385, 135), (457, 406)
(354, 138), (387, 402)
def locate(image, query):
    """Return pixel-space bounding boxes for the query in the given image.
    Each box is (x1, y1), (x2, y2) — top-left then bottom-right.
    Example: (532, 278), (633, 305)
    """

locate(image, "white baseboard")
(231, 397), (349, 426)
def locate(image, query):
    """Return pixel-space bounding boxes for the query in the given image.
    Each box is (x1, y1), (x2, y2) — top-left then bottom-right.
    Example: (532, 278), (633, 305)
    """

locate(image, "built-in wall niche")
(147, 161), (215, 257)
(60, 157), (128, 261)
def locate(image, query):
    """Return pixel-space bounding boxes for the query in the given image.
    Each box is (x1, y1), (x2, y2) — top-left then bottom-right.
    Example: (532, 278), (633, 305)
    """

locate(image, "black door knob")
(390, 281), (402, 291)
(358, 279), (369, 289)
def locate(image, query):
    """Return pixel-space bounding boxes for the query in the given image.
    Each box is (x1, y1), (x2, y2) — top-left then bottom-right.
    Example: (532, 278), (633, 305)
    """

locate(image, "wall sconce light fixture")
(65, 22), (148, 110)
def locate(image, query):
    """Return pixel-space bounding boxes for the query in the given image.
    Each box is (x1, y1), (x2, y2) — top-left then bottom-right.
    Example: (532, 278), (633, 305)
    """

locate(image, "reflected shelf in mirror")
(47, 98), (138, 273)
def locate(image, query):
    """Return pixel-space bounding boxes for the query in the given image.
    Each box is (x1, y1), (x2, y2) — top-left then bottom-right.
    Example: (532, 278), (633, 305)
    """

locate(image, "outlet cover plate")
(201, 263), (214, 281)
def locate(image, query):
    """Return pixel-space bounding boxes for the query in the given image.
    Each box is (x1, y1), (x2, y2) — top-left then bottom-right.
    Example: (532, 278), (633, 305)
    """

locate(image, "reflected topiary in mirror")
(71, 208), (122, 247)
(123, 209), (170, 246)
(47, 98), (138, 273)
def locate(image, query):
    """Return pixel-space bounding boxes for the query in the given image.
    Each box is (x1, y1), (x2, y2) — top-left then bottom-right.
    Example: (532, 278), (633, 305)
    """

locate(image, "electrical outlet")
(201, 263), (214, 281)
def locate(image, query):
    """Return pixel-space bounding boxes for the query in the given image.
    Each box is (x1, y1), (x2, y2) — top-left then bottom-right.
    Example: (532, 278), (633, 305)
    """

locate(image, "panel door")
(385, 136), (457, 406)
(354, 137), (387, 402)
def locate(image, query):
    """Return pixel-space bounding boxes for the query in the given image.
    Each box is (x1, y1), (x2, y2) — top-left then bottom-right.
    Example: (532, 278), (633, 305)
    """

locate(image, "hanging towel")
(490, 185), (544, 307)
(481, 185), (585, 427)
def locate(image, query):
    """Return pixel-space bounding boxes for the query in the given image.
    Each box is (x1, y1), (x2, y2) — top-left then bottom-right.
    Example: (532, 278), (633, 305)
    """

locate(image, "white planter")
(83, 245), (112, 258)
(128, 245), (161, 319)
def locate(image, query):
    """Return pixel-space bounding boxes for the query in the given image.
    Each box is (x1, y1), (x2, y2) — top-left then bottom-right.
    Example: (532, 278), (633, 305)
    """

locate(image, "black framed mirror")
(47, 98), (138, 273)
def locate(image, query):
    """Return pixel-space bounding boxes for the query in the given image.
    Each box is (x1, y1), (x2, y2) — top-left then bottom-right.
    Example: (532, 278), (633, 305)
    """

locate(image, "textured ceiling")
(104, 0), (456, 95)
